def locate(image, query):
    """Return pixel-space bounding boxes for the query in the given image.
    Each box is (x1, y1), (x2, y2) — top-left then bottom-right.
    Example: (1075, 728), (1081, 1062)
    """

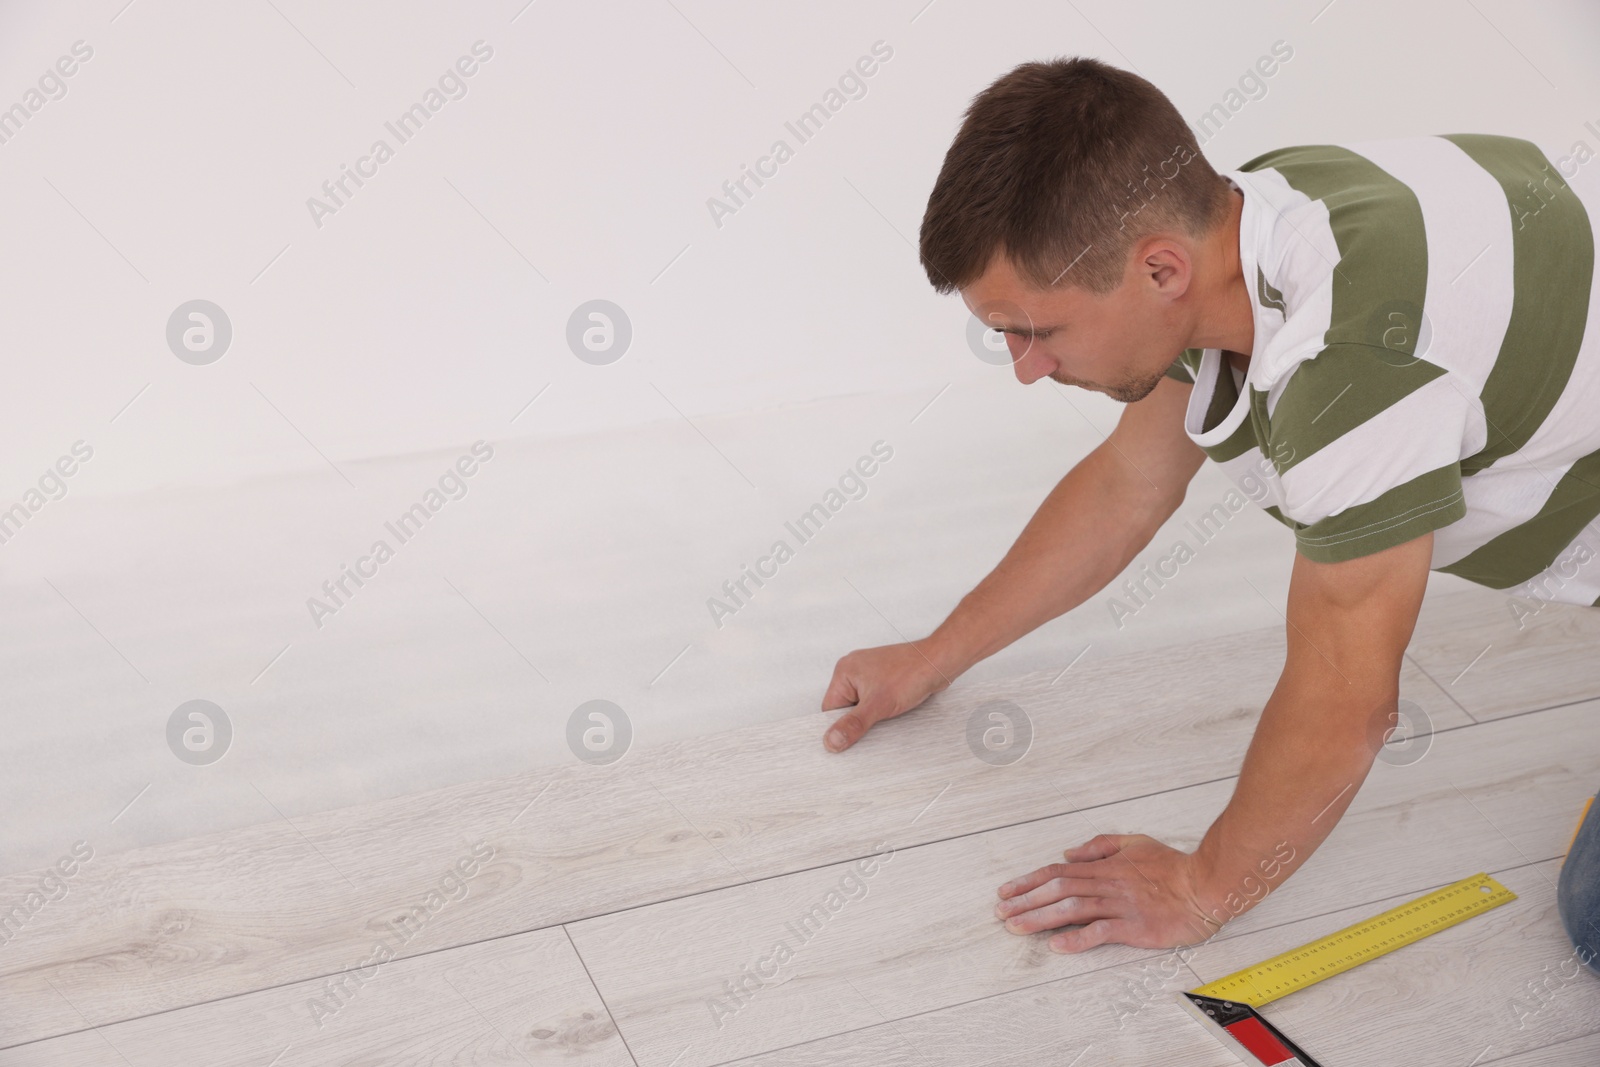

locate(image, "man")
(818, 55), (1600, 968)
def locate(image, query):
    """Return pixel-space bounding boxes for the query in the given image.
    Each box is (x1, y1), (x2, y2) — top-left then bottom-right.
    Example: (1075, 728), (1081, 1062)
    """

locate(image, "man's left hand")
(994, 832), (1221, 952)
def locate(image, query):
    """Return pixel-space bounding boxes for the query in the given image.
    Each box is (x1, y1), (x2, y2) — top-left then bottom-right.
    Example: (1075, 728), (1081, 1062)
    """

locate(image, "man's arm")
(1188, 526), (1434, 924)
(822, 375), (1205, 751)
(993, 529), (1435, 950)
(927, 374), (1207, 677)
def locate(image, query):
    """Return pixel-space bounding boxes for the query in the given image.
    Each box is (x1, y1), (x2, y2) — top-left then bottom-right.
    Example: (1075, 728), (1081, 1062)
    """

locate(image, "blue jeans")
(1559, 790), (1600, 976)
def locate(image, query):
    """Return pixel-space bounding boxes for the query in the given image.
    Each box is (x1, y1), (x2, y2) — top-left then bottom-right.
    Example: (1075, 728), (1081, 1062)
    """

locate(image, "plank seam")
(564, 924), (643, 1067)
(1406, 649), (1480, 723)
(6, 701), (1596, 1051)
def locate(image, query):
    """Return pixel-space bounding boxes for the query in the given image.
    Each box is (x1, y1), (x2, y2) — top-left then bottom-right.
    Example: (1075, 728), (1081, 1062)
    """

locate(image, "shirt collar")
(1222, 169), (1272, 379)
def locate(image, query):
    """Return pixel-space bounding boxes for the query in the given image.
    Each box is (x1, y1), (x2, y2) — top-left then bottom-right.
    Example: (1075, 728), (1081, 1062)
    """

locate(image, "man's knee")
(1558, 793), (1600, 976)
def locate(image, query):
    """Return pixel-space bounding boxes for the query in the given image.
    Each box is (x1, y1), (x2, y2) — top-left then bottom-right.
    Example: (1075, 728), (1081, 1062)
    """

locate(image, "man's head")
(919, 56), (1236, 402)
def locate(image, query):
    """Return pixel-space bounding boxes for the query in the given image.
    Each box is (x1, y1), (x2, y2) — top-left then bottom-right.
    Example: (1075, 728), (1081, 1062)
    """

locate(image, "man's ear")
(1141, 240), (1190, 296)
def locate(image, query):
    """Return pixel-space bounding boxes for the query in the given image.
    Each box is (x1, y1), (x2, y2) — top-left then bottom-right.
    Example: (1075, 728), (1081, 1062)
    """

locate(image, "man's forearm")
(1190, 659), (1389, 925)
(1185, 530), (1429, 931)
(924, 444), (1177, 677)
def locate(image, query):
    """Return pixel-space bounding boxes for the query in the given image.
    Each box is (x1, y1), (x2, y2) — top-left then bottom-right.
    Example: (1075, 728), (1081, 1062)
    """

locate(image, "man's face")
(960, 247), (1188, 404)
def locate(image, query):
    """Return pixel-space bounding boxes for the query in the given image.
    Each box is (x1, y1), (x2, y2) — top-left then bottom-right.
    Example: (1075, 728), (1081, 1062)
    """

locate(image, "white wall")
(3, 0), (1596, 497)
(1, 0), (1595, 873)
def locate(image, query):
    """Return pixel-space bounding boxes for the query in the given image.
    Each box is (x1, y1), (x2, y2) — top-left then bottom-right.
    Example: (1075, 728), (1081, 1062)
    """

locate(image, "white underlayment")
(0, 375), (1485, 876)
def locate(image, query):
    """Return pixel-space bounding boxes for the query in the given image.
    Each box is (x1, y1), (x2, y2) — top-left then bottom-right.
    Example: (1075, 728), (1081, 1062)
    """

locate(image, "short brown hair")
(919, 56), (1232, 296)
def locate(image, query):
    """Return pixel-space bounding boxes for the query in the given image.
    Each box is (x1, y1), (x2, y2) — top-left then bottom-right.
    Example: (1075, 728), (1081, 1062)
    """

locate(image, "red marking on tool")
(1224, 1016), (1302, 1064)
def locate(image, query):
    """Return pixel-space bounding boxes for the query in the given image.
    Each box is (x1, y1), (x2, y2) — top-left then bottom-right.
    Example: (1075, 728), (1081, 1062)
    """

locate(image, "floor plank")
(1482, 1030), (1600, 1066)
(724, 859), (1600, 1067)
(0, 925), (633, 1067)
(567, 701), (1600, 1067)
(0, 766), (734, 1048)
(637, 635), (1465, 888)
(732, 844), (1600, 1067)
(0, 618), (1464, 1046)
(714, 951), (1243, 1067)
(1, 927), (1247, 1067)
(1185, 858), (1600, 1066)
(1407, 585), (1600, 720)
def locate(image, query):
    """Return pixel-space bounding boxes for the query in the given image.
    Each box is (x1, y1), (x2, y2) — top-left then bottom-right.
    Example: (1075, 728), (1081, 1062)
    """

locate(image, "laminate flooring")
(3, 583), (1598, 1065)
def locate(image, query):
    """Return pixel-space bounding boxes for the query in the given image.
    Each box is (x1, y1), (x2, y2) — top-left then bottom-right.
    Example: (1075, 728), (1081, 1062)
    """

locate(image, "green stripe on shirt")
(1238, 145), (1434, 471)
(1440, 447), (1600, 588)
(1441, 134), (1594, 472)
(1291, 462), (1468, 563)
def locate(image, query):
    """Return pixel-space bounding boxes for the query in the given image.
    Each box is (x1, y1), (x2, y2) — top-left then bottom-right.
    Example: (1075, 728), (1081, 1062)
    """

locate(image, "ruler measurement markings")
(1191, 874), (1516, 1007)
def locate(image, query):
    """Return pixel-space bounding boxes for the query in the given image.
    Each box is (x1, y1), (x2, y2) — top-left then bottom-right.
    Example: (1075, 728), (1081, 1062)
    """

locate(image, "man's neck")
(1188, 186), (1256, 361)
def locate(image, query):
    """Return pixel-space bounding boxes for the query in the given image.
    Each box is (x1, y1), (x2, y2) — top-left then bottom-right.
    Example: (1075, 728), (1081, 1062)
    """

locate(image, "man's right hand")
(820, 640), (955, 752)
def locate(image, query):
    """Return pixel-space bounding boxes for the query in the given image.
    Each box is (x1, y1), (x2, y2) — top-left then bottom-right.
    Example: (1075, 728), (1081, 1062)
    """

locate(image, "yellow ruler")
(1189, 872), (1517, 1007)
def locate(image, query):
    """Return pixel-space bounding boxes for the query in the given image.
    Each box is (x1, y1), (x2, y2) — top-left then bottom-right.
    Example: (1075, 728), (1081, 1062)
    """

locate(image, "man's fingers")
(824, 709), (871, 752)
(998, 883), (1119, 934)
(1063, 834), (1125, 863)
(995, 871), (1107, 916)
(825, 698), (895, 751)
(821, 666), (869, 751)
(820, 670), (860, 714)
(996, 864), (1060, 900)
(819, 643), (947, 753)
(1048, 917), (1128, 954)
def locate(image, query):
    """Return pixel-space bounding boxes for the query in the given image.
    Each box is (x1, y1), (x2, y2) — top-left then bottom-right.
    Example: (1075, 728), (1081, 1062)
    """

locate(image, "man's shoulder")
(1233, 133), (1546, 229)
(1245, 132), (1588, 361)
(1240, 136), (1506, 362)
(1235, 133), (1572, 243)
(1234, 132), (1541, 179)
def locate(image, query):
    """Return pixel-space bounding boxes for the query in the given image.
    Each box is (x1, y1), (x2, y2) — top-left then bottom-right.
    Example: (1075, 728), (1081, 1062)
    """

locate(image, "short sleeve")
(1265, 343), (1471, 564)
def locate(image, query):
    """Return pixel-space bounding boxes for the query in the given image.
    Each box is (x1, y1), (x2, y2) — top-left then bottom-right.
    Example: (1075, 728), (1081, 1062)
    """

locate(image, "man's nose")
(1008, 337), (1051, 384)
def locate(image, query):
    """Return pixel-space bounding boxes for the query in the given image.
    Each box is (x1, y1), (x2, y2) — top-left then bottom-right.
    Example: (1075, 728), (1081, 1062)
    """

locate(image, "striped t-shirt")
(1163, 133), (1600, 607)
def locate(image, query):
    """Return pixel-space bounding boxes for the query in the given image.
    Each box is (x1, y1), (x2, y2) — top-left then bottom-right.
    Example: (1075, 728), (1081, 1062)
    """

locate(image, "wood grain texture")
(638, 633), (1465, 886)
(713, 950), (1245, 1067)
(1406, 584), (1600, 720)
(729, 861), (1600, 1067)
(0, 766), (734, 1048)
(0, 900), (1249, 1067)
(0, 617), (1463, 1047)
(567, 700), (1600, 1067)
(1482, 1031), (1600, 1066)
(0, 925), (633, 1067)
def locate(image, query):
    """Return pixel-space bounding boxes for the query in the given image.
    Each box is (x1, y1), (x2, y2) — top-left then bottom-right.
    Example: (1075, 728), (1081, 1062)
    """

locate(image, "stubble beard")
(1049, 369), (1165, 404)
